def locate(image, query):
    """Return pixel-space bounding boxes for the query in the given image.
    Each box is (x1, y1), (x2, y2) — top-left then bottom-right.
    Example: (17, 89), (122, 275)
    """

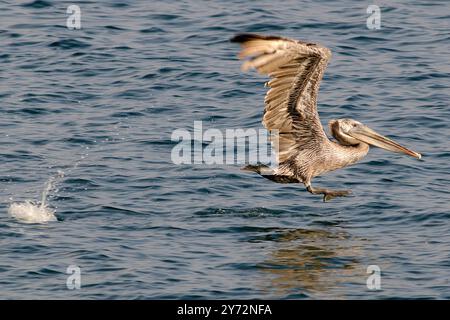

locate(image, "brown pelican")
(231, 33), (421, 201)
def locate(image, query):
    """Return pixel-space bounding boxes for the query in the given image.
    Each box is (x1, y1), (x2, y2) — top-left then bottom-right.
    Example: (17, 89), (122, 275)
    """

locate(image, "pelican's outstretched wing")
(231, 33), (332, 162)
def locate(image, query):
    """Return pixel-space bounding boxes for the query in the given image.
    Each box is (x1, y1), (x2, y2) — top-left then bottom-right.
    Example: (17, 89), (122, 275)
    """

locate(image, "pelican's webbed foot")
(306, 185), (352, 202)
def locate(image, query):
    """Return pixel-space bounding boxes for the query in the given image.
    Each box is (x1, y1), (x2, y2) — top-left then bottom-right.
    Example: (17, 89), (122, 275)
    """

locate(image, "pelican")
(231, 33), (421, 201)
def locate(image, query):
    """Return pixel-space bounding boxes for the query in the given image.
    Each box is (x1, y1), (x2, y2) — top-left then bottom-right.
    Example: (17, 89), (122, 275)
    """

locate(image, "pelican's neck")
(336, 142), (369, 165)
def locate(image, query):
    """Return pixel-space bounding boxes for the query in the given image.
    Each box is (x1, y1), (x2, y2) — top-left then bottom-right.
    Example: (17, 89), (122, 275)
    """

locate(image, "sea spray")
(40, 170), (64, 209)
(6, 121), (127, 224)
(8, 170), (64, 223)
(8, 201), (57, 224)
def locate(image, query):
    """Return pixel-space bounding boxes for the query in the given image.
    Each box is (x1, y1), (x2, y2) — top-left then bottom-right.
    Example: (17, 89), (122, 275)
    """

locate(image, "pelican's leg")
(305, 184), (352, 202)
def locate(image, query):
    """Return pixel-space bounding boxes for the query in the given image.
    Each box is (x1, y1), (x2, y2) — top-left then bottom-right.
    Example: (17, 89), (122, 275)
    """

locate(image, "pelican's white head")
(329, 118), (421, 159)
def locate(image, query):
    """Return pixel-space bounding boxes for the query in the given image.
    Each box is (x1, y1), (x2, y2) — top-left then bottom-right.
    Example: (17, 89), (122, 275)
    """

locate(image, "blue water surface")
(0, 0), (449, 299)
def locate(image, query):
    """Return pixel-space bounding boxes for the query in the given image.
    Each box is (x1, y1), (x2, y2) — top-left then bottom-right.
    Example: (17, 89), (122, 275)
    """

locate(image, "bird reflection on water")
(251, 228), (367, 298)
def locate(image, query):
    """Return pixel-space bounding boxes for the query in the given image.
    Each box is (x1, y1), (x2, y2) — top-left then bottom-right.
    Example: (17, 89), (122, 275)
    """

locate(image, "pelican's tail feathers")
(241, 164), (270, 174)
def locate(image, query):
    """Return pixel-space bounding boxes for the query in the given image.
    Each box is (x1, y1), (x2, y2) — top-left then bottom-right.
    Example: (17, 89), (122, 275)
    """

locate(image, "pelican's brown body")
(276, 140), (370, 184)
(232, 33), (421, 201)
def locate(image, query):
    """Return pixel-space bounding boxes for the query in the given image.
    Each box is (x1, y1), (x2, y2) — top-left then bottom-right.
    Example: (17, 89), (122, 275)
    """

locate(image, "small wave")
(194, 207), (290, 217)
(49, 39), (91, 50)
(105, 25), (126, 31)
(139, 27), (165, 34)
(22, 0), (52, 9)
(149, 14), (179, 21)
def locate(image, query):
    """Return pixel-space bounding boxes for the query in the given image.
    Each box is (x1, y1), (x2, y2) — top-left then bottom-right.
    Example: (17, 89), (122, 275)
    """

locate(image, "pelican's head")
(329, 118), (421, 159)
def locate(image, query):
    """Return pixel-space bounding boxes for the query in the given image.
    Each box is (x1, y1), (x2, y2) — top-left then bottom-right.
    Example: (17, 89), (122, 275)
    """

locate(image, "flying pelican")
(231, 33), (421, 201)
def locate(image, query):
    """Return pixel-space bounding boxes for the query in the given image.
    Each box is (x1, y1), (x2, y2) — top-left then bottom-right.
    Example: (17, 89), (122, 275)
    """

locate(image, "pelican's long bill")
(349, 125), (422, 160)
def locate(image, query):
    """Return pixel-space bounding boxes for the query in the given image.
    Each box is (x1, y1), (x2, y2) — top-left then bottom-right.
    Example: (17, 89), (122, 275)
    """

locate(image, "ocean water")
(0, 0), (449, 299)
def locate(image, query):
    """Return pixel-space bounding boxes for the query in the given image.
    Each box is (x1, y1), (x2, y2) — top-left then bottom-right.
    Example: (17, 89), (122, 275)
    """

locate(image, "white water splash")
(8, 170), (64, 224)
(8, 201), (56, 224)
(5, 128), (122, 224)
